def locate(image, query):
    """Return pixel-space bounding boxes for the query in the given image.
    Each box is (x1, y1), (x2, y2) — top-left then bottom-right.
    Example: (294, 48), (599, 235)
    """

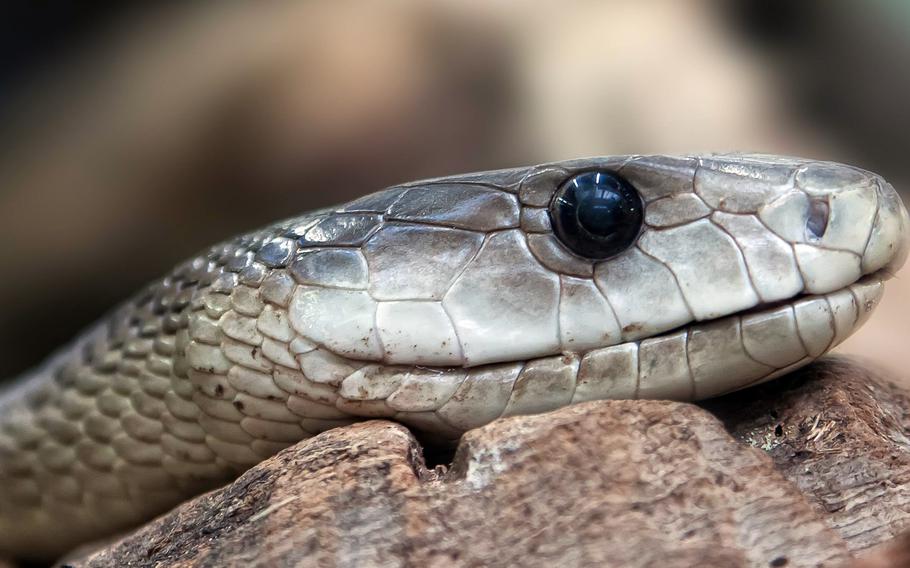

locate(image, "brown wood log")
(56, 357), (910, 567)
(707, 356), (910, 553)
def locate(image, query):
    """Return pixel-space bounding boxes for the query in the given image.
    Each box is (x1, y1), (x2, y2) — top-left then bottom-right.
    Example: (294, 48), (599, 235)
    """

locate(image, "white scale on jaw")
(0, 153), (908, 561)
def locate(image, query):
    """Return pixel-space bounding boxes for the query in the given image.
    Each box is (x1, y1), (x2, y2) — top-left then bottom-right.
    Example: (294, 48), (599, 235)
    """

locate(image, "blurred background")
(0, 0), (908, 383)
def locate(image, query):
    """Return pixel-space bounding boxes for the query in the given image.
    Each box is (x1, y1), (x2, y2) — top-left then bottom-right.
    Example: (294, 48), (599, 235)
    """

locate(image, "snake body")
(1, 154), (907, 560)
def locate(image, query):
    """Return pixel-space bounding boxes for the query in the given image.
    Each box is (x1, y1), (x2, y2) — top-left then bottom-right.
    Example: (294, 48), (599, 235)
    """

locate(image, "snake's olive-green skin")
(1, 154), (907, 559)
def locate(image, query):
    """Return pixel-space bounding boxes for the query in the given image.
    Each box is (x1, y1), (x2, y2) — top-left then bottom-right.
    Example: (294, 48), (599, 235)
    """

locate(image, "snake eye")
(549, 171), (644, 260)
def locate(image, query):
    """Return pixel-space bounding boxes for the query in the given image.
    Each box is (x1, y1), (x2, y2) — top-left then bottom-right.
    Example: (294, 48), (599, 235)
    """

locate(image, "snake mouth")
(735, 268), (893, 320)
(620, 270), (886, 401)
(395, 271), (889, 441)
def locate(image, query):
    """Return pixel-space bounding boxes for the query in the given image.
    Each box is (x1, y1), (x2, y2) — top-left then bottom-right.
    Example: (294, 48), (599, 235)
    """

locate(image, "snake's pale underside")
(1, 154), (908, 560)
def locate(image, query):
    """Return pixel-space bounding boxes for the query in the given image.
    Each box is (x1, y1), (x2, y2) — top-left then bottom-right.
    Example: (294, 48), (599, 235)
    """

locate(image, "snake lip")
(734, 269), (888, 321)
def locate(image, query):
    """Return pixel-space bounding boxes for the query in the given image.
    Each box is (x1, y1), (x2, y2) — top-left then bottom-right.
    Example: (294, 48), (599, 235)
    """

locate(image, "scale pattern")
(0, 154), (907, 559)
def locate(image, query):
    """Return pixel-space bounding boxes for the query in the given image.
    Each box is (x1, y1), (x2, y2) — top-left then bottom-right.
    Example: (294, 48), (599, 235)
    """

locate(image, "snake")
(0, 153), (907, 560)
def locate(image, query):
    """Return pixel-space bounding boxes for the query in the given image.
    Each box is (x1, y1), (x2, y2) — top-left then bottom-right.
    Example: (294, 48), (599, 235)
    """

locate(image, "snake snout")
(871, 177), (910, 275)
(757, 161), (909, 293)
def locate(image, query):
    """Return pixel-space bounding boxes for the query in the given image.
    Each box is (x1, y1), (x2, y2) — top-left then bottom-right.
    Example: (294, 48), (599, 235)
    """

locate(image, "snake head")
(275, 154), (908, 368)
(179, 153), (908, 438)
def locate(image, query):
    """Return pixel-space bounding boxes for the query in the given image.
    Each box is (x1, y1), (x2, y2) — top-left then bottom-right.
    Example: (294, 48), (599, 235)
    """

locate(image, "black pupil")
(549, 171), (643, 260)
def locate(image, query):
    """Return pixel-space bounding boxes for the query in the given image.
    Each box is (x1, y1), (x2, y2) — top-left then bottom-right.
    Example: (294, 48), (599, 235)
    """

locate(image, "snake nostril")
(806, 197), (829, 239)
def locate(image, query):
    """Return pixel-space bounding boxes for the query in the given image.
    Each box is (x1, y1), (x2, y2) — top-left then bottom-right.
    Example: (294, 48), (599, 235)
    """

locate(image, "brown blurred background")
(0, 0), (908, 384)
